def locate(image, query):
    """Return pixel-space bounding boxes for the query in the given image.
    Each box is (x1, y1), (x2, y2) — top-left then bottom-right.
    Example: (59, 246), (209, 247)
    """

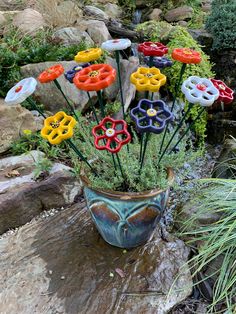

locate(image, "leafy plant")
(33, 157), (53, 180)
(11, 131), (63, 159)
(0, 27), (88, 97)
(177, 179), (236, 313)
(206, 0), (236, 51)
(136, 21), (214, 143)
(70, 115), (201, 192)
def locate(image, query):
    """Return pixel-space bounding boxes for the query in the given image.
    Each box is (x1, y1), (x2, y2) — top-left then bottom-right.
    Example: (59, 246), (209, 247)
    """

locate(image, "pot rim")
(80, 167), (175, 200)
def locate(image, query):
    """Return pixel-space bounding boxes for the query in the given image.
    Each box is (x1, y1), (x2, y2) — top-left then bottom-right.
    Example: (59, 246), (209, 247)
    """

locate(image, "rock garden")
(0, 0), (235, 313)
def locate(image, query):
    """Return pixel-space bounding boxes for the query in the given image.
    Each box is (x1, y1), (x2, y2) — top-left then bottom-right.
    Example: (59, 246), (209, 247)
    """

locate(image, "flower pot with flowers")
(5, 40), (232, 249)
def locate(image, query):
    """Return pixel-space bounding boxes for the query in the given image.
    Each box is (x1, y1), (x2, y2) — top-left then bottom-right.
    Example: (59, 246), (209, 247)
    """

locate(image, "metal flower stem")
(139, 133), (144, 162)
(115, 51), (125, 119)
(87, 92), (99, 124)
(66, 139), (97, 174)
(158, 63), (187, 154)
(158, 103), (194, 165)
(151, 92), (154, 101)
(53, 79), (78, 120)
(145, 91), (149, 99)
(149, 56), (154, 67)
(115, 152), (125, 181)
(97, 90), (105, 117)
(170, 106), (205, 153)
(139, 132), (150, 172)
(26, 97), (46, 118)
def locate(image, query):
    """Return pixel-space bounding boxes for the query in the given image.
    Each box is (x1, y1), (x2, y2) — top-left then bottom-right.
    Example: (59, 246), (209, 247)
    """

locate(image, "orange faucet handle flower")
(41, 111), (77, 145)
(130, 67), (166, 92)
(171, 48), (201, 64)
(74, 48), (102, 63)
(38, 64), (64, 83)
(73, 63), (116, 92)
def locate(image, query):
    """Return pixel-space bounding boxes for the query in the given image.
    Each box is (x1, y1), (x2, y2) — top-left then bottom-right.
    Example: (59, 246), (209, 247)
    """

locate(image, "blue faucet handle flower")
(64, 63), (90, 83)
(5, 77), (37, 106)
(130, 99), (174, 134)
(144, 56), (173, 69)
(101, 39), (132, 52)
(181, 76), (220, 107)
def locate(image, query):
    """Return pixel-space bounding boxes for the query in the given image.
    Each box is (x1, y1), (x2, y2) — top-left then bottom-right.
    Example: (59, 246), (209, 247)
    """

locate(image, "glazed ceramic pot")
(81, 168), (174, 249)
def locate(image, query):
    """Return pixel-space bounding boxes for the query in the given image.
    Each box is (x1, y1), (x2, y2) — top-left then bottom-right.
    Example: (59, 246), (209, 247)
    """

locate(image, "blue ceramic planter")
(82, 169), (174, 249)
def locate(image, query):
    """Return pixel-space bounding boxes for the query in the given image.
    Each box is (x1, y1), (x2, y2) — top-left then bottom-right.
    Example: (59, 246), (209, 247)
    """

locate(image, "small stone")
(60, 276), (65, 280)
(149, 8), (162, 21)
(109, 272), (114, 277)
(49, 270), (53, 275)
(164, 6), (193, 22)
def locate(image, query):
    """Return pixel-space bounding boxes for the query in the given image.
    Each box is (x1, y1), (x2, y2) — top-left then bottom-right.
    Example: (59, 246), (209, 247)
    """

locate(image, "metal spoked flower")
(172, 48), (201, 64)
(92, 116), (131, 153)
(38, 64), (64, 83)
(41, 111), (77, 145)
(144, 56), (173, 69)
(181, 76), (220, 107)
(101, 39), (131, 52)
(130, 67), (166, 92)
(74, 48), (102, 63)
(5, 77), (37, 105)
(130, 99), (174, 134)
(64, 63), (90, 83)
(73, 64), (116, 92)
(138, 42), (168, 57)
(210, 79), (234, 105)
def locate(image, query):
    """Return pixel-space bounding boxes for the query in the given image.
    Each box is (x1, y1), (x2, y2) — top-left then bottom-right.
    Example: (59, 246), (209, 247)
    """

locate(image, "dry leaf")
(115, 268), (125, 278)
(5, 170), (20, 178)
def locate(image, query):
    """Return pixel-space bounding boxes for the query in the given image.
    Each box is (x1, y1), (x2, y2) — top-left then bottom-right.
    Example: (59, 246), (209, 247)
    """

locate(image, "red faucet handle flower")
(138, 42), (168, 57)
(210, 79), (234, 105)
(92, 116), (131, 153)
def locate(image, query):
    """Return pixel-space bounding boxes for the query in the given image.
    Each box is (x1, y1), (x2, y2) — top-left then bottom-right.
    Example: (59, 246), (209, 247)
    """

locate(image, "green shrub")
(137, 21), (214, 143)
(206, 0), (236, 51)
(0, 27), (88, 97)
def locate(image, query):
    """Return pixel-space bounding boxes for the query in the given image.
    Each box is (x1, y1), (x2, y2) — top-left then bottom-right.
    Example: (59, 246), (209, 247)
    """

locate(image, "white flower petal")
(101, 39), (131, 52)
(5, 77), (37, 106)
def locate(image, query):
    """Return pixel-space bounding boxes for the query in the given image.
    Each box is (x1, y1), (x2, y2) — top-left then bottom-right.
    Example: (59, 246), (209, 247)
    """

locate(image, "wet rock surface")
(0, 201), (192, 314)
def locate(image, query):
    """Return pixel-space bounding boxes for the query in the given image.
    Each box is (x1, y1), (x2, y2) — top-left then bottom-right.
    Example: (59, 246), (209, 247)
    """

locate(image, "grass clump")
(178, 179), (236, 313)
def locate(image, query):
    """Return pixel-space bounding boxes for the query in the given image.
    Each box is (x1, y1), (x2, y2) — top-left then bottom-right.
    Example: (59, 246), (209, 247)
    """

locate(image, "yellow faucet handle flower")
(41, 111), (77, 145)
(130, 67), (166, 92)
(74, 48), (103, 63)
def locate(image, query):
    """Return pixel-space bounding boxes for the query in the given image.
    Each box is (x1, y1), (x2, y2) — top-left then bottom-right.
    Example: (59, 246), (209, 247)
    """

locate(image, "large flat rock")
(0, 201), (192, 314)
(0, 151), (82, 234)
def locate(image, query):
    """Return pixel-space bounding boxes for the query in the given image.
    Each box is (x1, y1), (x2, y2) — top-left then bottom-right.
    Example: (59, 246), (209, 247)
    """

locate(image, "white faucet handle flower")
(181, 76), (219, 107)
(5, 77), (37, 106)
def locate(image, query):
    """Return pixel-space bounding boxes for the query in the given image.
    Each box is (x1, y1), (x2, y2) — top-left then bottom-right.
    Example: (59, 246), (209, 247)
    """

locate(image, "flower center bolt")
(15, 85), (23, 93)
(219, 84), (226, 90)
(196, 83), (207, 91)
(89, 70), (99, 77)
(146, 108), (157, 117)
(183, 48), (192, 55)
(105, 128), (115, 137)
(112, 40), (120, 43)
(150, 44), (157, 47)
(51, 121), (60, 129)
(145, 73), (153, 78)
